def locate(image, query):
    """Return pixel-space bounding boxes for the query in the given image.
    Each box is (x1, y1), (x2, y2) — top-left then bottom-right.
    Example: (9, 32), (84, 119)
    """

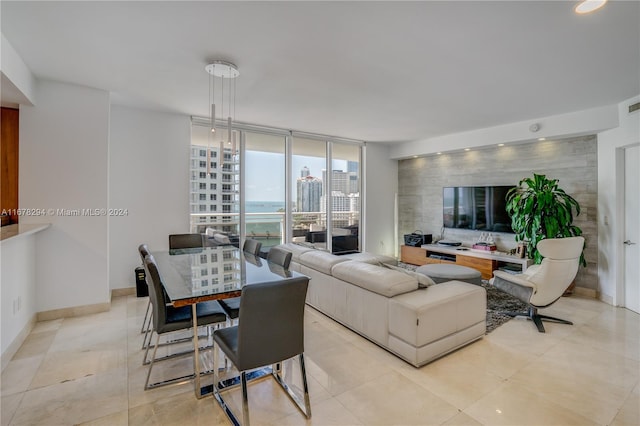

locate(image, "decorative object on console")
(472, 243), (497, 251)
(472, 232), (496, 251)
(506, 173), (586, 266)
(404, 230), (432, 247)
(437, 240), (462, 246)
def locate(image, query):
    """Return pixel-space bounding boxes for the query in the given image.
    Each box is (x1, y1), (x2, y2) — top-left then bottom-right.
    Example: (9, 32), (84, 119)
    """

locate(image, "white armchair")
(491, 236), (584, 332)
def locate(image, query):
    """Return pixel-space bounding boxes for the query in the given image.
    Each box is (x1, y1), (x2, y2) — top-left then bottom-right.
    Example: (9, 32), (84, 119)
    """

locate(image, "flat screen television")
(443, 186), (514, 233)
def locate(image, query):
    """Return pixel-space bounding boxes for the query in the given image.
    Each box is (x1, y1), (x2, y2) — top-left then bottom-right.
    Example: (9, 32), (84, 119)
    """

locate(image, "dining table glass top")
(151, 246), (300, 305)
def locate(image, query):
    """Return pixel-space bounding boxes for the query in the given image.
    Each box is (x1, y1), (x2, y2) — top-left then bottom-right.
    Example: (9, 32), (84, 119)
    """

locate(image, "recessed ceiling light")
(538, 137), (546, 141)
(436, 152), (442, 155)
(575, 0), (607, 14)
(464, 148), (471, 151)
(412, 155), (418, 159)
(498, 143), (505, 147)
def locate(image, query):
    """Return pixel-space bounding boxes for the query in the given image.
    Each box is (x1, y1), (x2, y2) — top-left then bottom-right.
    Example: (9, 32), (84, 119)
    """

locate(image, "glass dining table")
(152, 245), (305, 398)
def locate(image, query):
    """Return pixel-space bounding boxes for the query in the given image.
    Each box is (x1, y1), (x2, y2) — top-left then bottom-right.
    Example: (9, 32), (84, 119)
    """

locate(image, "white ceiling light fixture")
(206, 60), (240, 167)
(575, 0), (607, 14)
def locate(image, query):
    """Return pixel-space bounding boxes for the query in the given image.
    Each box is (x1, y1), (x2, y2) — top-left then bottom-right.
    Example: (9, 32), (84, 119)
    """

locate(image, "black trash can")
(135, 266), (148, 297)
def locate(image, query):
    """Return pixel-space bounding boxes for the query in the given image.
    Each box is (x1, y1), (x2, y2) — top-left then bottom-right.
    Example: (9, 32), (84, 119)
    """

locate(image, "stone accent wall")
(398, 135), (597, 290)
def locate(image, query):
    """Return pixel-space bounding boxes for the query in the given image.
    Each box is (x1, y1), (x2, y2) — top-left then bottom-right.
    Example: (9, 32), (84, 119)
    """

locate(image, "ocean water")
(245, 201), (286, 213)
(245, 201), (286, 245)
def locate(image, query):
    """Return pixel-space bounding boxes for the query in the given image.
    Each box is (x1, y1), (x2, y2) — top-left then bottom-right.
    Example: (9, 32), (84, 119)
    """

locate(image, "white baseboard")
(111, 287), (136, 297)
(574, 286), (597, 299)
(2, 289), (138, 371)
(36, 302), (111, 322)
(1, 314), (36, 373)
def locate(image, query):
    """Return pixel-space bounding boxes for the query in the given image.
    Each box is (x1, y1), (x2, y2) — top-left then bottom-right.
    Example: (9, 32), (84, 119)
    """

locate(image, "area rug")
(397, 262), (528, 333)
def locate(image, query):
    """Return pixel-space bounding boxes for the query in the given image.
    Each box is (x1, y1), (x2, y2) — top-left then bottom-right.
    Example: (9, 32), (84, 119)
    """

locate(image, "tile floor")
(1, 294), (639, 425)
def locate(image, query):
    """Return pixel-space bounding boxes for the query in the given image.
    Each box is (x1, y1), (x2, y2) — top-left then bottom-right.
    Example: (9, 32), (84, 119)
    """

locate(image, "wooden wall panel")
(1, 107), (19, 224)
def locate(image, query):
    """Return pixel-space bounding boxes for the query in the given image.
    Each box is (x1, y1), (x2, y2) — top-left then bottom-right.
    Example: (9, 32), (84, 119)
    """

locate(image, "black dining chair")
(169, 233), (204, 249)
(242, 238), (262, 256)
(267, 246), (293, 269)
(212, 276), (312, 426)
(138, 244), (153, 335)
(142, 255), (227, 390)
(218, 239), (264, 322)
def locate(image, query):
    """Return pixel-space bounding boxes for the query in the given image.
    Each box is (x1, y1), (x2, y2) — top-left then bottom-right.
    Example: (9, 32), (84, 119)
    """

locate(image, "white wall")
(363, 143), (398, 257)
(20, 80), (110, 312)
(108, 106), (190, 290)
(597, 95), (640, 304)
(1, 234), (37, 366)
(1, 32), (36, 106)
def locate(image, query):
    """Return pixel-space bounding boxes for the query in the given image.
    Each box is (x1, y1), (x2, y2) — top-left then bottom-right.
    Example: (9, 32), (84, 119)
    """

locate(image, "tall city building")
(296, 173), (322, 212)
(347, 161), (359, 194)
(189, 144), (239, 234)
(322, 169), (349, 195)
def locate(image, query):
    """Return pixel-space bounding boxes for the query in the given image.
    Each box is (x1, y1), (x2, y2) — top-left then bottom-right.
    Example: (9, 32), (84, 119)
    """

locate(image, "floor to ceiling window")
(291, 136), (327, 250)
(328, 142), (361, 254)
(190, 123), (240, 237)
(244, 131), (286, 249)
(191, 120), (363, 253)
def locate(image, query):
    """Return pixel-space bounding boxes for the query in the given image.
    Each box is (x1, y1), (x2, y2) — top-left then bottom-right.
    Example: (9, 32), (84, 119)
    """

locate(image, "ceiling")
(2, 1), (638, 143)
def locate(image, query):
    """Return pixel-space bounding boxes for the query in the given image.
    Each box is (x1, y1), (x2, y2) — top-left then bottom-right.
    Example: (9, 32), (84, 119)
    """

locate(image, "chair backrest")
(267, 246), (292, 269)
(138, 244), (151, 263)
(528, 236), (584, 306)
(235, 276), (309, 371)
(139, 244), (172, 304)
(169, 233), (203, 249)
(243, 238), (262, 256)
(143, 254), (167, 333)
(244, 252), (263, 266)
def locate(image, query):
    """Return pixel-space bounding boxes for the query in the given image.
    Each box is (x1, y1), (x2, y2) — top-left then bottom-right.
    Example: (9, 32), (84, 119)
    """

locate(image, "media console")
(400, 244), (532, 280)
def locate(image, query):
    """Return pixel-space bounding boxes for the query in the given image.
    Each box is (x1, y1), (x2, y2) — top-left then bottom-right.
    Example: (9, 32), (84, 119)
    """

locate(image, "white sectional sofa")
(275, 243), (487, 367)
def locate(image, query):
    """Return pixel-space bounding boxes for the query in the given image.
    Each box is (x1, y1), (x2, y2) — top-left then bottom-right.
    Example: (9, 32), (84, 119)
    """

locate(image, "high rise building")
(296, 175), (323, 212)
(190, 144), (239, 234)
(322, 169), (349, 195)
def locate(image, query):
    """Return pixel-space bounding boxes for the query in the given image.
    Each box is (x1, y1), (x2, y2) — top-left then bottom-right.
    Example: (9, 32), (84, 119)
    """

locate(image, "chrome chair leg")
(144, 334), (161, 390)
(241, 371), (250, 426)
(140, 300), (151, 333)
(271, 355), (312, 419)
(299, 354), (312, 417)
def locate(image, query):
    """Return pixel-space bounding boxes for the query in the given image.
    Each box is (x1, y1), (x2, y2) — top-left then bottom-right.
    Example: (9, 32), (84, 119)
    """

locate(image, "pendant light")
(206, 61), (239, 169)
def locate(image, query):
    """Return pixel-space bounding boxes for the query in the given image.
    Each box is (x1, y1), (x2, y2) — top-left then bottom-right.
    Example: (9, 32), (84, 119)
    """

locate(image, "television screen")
(443, 186), (514, 233)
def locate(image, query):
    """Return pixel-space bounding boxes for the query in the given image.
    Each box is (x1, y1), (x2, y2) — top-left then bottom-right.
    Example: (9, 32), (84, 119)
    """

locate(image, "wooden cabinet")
(455, 254), (497, 279)
(400, 244), (531, 280)
(1, 108), (19, 224)
(400, 245), (429, 266)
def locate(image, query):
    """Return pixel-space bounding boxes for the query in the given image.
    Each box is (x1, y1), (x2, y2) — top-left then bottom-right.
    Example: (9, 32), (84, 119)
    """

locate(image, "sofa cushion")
(388, 281), (486, 347)
(331, 261), (418, 297)
(383, 263), (436, 288)
(342, 252), (398, 266)
(298, 250), (350, 275)
(273, 243), (315, 262)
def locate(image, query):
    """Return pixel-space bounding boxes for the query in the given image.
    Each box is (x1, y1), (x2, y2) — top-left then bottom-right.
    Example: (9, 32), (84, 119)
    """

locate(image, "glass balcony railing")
(190, 211), (360, 252)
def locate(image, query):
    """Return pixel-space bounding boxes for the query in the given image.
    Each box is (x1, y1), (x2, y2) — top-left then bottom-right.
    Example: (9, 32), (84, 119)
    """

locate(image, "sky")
(245, 151), (346, 202)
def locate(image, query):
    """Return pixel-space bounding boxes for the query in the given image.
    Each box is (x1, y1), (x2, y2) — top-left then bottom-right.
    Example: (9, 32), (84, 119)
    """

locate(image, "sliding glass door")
(291, 137), (327, 250)
(329, 143), (361, 254)
(244, 131), (286, 248)
(191, 120), (363, 253)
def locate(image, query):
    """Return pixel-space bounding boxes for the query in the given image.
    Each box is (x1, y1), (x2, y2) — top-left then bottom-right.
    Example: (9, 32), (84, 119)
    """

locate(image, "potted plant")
(506, 173), (586, 267)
